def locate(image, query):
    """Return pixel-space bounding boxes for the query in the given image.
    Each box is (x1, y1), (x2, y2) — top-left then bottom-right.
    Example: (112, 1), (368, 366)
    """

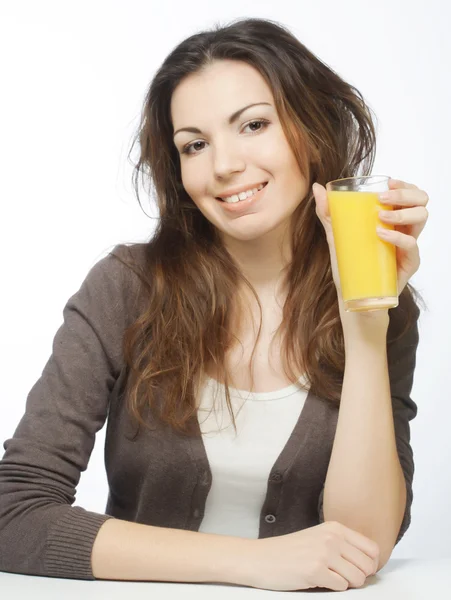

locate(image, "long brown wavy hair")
(112, 17), (424, 436)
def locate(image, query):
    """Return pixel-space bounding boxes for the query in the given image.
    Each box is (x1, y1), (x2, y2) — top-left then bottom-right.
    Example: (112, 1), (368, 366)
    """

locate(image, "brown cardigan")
(0, 243), (419, 580)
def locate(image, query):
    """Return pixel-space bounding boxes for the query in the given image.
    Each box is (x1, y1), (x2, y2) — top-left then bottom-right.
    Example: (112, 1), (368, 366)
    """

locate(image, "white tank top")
(197, 374), (309, 539)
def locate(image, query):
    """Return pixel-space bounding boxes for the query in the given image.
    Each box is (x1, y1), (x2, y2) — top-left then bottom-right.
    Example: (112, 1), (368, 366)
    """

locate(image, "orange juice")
(328, 191), (398, 311)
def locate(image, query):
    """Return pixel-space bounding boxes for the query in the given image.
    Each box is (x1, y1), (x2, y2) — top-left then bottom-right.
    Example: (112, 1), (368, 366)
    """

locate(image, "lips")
(215, 180), (269, 214)
(215, 181), (268, 202)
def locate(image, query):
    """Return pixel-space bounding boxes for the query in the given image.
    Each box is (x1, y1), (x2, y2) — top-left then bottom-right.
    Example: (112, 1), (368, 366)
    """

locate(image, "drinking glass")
(326, 175), (398, 312)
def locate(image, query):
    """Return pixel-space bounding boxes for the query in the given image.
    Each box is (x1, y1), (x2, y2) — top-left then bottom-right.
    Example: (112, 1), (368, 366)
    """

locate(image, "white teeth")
(222, 183), (266, 203)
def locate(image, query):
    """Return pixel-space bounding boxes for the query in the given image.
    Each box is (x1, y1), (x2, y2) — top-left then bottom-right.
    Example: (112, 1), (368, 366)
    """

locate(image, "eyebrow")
(173, 102), (272, 139)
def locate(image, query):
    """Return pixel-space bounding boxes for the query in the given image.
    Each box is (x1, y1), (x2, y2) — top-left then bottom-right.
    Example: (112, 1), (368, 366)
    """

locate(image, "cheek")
(275, 142), (306, 186)
(181, 167), (205, 202)
(259, 132), (299, 176)
(267, 136), (308, 203)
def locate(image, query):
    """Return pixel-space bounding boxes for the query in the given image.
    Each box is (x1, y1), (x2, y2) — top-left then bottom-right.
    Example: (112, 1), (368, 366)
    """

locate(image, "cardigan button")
(193, 509), (200, 518)
(265, 514), (276, 524)
(270, 472), (282, 482)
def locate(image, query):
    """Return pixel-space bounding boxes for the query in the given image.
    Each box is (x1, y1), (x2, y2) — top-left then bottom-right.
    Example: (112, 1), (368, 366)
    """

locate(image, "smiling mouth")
(215, 181), (268, 203)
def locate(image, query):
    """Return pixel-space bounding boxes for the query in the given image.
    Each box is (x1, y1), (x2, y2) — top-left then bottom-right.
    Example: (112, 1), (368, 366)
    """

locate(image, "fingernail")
(379, 192), (390, 202)
(376, 226), (389, 237)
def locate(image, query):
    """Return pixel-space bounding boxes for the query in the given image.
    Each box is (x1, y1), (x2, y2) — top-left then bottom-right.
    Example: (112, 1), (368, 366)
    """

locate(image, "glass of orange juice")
(326, 175), (398, 312)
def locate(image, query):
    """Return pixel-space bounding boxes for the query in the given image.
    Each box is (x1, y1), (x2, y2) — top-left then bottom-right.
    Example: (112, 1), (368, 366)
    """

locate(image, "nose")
(212, 140), (246, 179)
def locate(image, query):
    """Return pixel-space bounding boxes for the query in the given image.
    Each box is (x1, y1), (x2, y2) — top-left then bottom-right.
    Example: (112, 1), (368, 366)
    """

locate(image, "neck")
(222, 221), (292, 297)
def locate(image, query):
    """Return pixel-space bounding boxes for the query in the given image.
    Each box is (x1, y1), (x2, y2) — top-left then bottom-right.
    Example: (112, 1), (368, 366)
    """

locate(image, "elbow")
(375, 546), (393, 572)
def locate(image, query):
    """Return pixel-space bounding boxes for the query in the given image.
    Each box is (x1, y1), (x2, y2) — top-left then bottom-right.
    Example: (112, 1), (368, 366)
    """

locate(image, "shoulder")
(84, 242), (149, 290)
(88, 242), (148, 279)
(72, 242), (150, 327)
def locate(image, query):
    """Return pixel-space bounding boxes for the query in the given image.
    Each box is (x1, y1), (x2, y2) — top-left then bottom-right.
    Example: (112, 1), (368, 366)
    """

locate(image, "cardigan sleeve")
(318, 296), (420, 546)
(0, 244), (138, 580)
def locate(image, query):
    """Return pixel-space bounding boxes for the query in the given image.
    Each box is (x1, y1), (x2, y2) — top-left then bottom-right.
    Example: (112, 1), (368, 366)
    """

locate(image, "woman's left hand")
(313, 178), (429, 299)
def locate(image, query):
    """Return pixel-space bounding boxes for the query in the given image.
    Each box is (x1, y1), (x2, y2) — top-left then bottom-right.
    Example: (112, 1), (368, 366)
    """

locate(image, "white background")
(0, 0), (450, 559)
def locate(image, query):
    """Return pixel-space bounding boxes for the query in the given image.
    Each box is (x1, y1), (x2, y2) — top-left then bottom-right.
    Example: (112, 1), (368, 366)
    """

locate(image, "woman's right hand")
(242, 521), (380, 592)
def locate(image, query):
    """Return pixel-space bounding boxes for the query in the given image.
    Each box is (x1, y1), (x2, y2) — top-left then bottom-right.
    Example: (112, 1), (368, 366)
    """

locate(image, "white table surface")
(1, 558), (449, 598)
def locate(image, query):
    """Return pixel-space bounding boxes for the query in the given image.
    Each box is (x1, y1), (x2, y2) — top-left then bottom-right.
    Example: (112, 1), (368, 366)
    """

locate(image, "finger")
(410, 221), (427, 240)
(388, 178), (419, 190)
(328, 556), (367, 589)
(379, 188), (429, 207)
(379, 206), (428, 239)
(312, 182), (329, 220)
(378, 206), (429, 227)
(340, 541), (378, 577)
(315, 568), (349, 592)
(340, 525), (380, 562)
(376, 227), (421, 254)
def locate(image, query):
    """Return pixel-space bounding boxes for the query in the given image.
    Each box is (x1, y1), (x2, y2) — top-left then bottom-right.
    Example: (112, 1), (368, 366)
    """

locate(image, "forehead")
(170, 60), (274, 127)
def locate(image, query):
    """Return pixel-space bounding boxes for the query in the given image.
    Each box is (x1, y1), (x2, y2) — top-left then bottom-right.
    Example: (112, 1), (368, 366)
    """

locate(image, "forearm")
(91, 518), (251, 584)
(323, 313), (406, 567)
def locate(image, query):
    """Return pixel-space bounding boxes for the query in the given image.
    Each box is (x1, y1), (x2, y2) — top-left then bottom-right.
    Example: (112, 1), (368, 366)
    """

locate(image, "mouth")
(215, 181), (268, 203)
(215, 181), (269, 214)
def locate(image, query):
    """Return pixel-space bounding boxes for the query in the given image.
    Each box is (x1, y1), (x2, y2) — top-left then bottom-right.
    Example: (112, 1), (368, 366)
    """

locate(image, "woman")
(0, 17), (428, 592)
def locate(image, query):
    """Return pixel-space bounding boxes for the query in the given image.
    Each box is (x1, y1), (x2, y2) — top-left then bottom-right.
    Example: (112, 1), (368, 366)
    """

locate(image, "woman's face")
(171, 59), (308, 243)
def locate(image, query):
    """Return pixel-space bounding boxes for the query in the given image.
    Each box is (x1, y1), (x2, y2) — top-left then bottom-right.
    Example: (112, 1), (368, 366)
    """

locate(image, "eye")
(242, 118), (270, 133)
(181, 118), (270, 156)
(181, 140), (206, 155)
